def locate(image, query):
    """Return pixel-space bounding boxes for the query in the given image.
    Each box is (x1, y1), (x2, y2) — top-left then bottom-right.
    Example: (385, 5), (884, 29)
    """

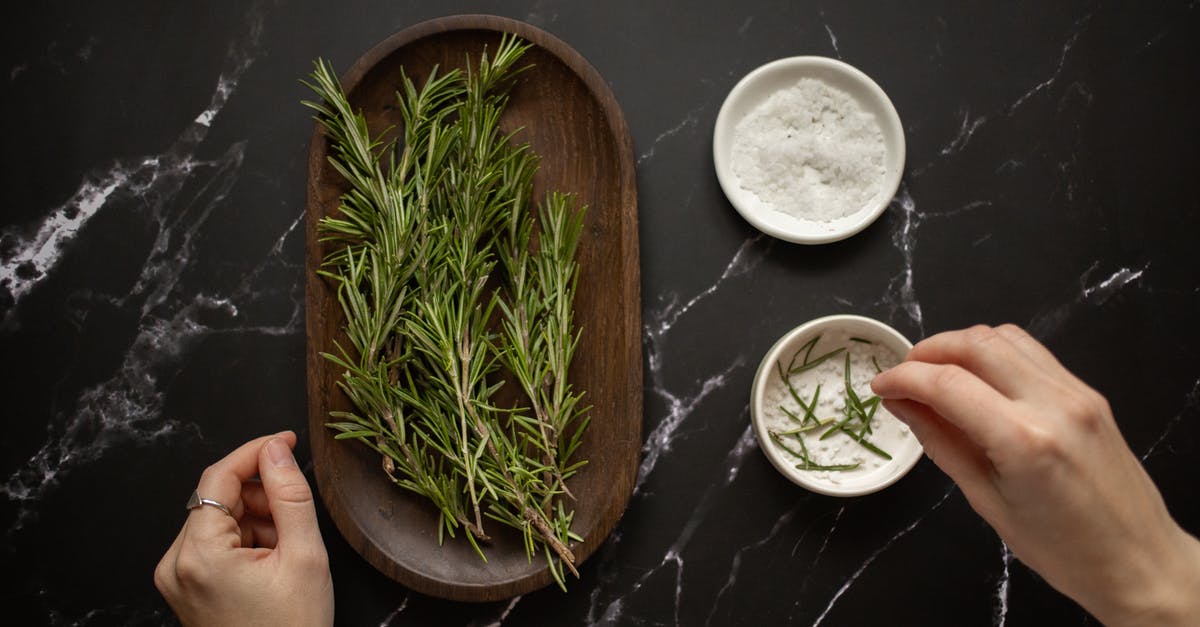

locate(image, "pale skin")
(157, 326), (1199, 625)
(154, 431), (334, 627)
(871, 324), (1200, 626)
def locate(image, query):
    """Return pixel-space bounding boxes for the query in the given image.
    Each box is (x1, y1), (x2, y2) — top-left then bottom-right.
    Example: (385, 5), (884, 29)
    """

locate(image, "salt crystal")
(731, 78), (886, 222)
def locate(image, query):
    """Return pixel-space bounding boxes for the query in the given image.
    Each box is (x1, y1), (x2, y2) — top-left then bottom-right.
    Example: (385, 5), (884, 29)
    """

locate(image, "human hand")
(871, 325), (1200, 626)
(154, 432), (334, 627)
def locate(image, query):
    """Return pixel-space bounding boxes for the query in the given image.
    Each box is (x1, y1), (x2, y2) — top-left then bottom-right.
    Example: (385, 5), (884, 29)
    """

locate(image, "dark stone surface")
(2, 1), (1197, 625)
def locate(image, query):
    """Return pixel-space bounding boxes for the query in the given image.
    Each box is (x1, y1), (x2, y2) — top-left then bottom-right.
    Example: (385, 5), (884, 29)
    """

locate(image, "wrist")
(1100, 526), (1200, 626)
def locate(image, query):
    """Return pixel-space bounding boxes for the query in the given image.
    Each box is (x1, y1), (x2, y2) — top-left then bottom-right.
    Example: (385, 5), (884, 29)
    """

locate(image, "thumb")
(258, 437), (325, 560)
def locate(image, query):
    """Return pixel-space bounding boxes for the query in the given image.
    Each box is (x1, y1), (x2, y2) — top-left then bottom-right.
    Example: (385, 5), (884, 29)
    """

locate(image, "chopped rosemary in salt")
(763, 332), (911, 480)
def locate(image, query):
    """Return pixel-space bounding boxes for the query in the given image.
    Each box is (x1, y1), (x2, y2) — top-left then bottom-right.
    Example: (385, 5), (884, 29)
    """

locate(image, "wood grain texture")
(305, 15), (641, 602)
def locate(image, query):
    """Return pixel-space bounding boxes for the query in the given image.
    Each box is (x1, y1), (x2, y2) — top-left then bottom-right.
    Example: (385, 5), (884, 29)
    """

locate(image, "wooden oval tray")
(305, 15), (641, 601)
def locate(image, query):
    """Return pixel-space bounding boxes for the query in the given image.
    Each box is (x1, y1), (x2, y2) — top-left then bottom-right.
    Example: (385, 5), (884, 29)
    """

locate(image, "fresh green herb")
(801, 335), (819, 364)
(772, 418), (834, 436)
(782, 368), (807, 412)
(802, 384), (822, 424)
(843, 352), (864, 417)
(303, 36), (587, 587)
(835, 425), (893, 460)
(769, 432), (859, 472)
(797, 461), (862, 471)
(819, 406), (856, 441)
(773, 336), (893, 470)
(788, 346), (845, 375)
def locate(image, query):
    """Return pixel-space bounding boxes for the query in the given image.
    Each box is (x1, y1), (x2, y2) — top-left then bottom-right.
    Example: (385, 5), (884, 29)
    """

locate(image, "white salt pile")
(731, 78), (886, 222)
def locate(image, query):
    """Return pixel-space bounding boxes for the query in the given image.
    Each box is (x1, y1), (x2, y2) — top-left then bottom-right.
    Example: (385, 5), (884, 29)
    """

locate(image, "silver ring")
(186, 489), (234, 517)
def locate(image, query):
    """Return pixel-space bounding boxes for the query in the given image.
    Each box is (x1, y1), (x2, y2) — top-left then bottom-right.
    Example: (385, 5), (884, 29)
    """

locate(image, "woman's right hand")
(871, 324), (1200, 626)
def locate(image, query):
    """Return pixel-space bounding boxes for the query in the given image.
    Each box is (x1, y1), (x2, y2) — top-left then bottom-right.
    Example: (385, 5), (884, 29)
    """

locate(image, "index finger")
(906, 325), (1046, 400)
(872, 360), (1017, 453)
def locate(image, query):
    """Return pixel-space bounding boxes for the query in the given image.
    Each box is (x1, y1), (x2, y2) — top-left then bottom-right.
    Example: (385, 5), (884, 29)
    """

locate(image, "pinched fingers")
(241, 479), (271, 519)
(881, 398), (1003, 517)
(257, 437), (327, 571)
(188, 432), (297, 543)
(239, 513), (280, 549)
(881, 398), (989, 484)
(872, 359), (1017, 454)
(906, 325), (1048, 400)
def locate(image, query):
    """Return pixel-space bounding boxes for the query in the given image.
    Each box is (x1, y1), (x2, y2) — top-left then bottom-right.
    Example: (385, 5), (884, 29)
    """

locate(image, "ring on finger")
(186, 489), (234, 517)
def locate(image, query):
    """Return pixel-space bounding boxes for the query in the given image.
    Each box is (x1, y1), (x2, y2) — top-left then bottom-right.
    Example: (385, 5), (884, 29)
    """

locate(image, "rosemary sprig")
(497, 191), (590, 508)
(772, 417), (834, 436)
(836, 426), (893, 460)
(769, 432), (859, 472)
(303, 35), (587, 587)
(788, 346), (845, 375)
(773, 335), (893, 471)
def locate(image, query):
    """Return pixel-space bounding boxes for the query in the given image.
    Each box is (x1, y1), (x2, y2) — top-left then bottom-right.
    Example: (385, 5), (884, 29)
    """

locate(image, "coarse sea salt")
(731, 78), (886, 222)
(760, 331), (911, 485)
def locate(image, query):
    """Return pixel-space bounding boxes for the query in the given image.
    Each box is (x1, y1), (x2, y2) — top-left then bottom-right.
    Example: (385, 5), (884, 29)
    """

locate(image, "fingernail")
(266, 438), (296, 467)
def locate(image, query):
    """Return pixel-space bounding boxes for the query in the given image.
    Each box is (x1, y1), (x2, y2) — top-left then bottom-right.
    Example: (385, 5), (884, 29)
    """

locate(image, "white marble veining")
(0, 3), (294, 534)
(1008, 20), (1087, 114)
(636, 105), (706, 166)
(3, 3), (1195, 624)
(911, 14), (1093, 180)
(577, 228), (774, 624)
(47, 605), (166, 627)
(993, 540), (1013, 627)
(523, 0), (556, 26)
(1081, 264), (1147, 301)
(791, 504), (847, 601)
(736, 16), (754, 38)
(1028, 262), (1149, 338)
(879, 186), (925, 336)
(818, 9), (842, 59)
(474, 595), (521, 627)
(638, 234), (768, 491)
(809, 485), (957, 626)
(1141, 378), (1200, 462)
(0, 2), (264, 327)
(646, 234), (767, 339)
(940, 108), (987, 157)
(1, 171), (130, 324)
(705, 496), (806, 626)
(378, 595), (409, 627)
(580, 33), (1158, 612)
(589, 418), (764, 626)
(2, 169), (304, 536)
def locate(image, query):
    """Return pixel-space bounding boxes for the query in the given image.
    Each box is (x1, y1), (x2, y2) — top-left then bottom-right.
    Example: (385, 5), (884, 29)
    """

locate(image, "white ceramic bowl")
(713, 57), (906, 244)
(750, 315), (921, 496)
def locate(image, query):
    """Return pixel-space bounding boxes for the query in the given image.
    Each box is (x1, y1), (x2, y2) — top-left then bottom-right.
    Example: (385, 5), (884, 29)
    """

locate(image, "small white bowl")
(713, 57), (906, 244)
(750, 315), (921, 496)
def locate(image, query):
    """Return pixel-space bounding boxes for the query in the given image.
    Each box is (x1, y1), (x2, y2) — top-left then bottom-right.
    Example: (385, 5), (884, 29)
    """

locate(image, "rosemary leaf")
(305, 34), (586, 585)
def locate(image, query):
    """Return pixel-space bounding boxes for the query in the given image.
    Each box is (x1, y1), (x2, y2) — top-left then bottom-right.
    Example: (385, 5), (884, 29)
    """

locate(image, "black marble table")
(3, 1), (1198, 624)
